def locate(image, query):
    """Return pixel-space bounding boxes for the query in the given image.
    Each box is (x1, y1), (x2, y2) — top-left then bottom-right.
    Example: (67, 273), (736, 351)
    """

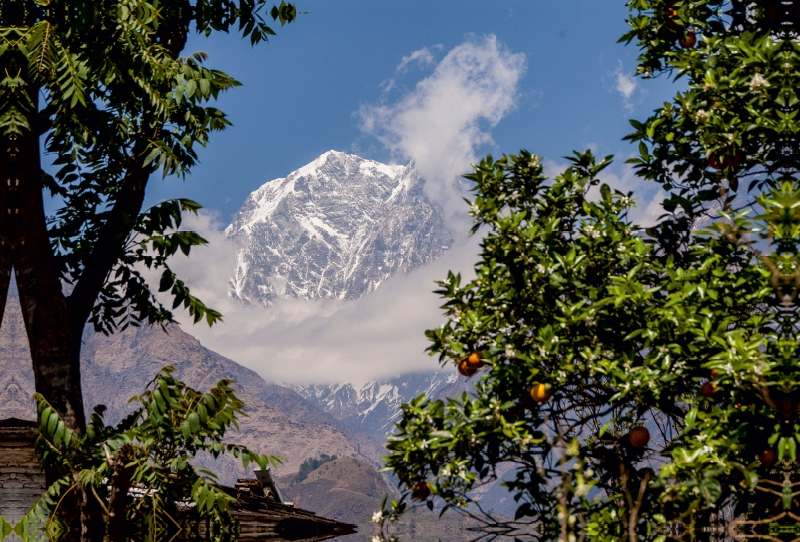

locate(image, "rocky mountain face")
(289, 372), (469, 442)
(226, 150), (453, 305)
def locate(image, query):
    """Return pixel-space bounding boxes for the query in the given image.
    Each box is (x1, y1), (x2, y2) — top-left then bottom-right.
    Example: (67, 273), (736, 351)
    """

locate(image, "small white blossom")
(536, 263), (546, 274)
(583, 224), (601, 239)
(552, 335), (559, 343)
(420, 439), (429, 449)
(784, 62), (792, 70)
(372, 511), (384, 524)
(505, 345), (516, 359)
(749, 73), (770, 91)
(695, 109), (709, 123)
(617, 244), (627, 253)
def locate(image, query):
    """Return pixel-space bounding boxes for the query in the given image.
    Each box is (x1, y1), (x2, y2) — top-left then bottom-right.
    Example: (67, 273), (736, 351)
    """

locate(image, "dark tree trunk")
(9, 115), (87, 433)
(106, 444), (135, 542)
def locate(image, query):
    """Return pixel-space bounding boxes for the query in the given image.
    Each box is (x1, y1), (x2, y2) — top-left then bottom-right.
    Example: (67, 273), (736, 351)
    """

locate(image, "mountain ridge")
(288, 372), (469, 442)
(0, 295), (380, 483)
(226, 150), (453, 305)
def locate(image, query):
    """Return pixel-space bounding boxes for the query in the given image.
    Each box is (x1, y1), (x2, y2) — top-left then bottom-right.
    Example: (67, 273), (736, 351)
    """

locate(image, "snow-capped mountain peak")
(226, 151), (452, 305)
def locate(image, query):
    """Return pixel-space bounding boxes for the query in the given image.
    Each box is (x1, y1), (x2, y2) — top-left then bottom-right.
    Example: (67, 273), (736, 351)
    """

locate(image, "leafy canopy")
(0, 0), (296, 333)
(375, 2), (800, 541)
(20, 366), (278, 542)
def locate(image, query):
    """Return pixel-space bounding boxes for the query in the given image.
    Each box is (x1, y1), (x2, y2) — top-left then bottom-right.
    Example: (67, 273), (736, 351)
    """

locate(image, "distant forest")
(292, 454), (338, 485)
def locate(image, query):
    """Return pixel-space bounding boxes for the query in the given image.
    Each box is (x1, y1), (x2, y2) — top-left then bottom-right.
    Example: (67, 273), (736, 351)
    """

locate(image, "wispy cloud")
(361, 35), (526, 234)
(612, 60), (639, 111)
(396, 46), (436, 73)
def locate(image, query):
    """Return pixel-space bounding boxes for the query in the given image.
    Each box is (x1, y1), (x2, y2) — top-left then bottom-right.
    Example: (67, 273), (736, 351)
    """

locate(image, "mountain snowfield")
(288, 372), (468, 441)
(226, 150), (453, 305)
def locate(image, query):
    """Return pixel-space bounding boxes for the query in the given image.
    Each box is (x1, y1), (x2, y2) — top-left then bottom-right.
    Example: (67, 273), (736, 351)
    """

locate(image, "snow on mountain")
(226, 150), (453, 305)
(288, 371), (469, 441)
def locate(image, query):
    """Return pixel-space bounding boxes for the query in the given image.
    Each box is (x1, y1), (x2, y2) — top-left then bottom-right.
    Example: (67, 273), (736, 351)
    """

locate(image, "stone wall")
(0, 419), (45, 524)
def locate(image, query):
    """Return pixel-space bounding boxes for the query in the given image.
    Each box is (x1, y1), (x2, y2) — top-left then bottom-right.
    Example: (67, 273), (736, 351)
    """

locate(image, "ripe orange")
(628, 427), (650, 448)
(725, 152), (742, 169)
(678, 31), (696, 49)
(758, 449), (778, 468)
(700, 382), (717, 398)
(530, 383), (551, 403)
(465, 351), (485, 370)
(412, 481), (431, 500)
(457, 358), (477, 377)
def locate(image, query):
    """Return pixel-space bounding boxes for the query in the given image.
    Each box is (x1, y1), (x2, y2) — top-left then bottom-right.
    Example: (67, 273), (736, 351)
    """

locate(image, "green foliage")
(0, 0), (296, 332)
(292, 453), (338, 486)
(375, 4), (800, 541)
(21, 367), (279, 542)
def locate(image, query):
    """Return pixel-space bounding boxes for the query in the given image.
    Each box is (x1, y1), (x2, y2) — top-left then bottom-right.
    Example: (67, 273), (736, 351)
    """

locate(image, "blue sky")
(147, 0), (680, 223)
(154, 1), (686, 383)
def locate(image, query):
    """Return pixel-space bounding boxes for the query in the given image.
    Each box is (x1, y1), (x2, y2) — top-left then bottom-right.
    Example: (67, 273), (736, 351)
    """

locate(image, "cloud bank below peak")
(171, 37), (527, 385)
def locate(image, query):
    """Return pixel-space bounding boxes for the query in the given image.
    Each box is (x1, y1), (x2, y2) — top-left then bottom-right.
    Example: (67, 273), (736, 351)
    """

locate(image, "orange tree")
(376, 2), (800, 541)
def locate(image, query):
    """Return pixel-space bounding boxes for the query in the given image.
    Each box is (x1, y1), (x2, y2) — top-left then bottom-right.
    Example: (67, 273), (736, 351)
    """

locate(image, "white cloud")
(165, 211), (481, 385)
(395, 47), (436, 73)
(360, 35), (526, 234)
(167, 37), (526, 385)
(612, 61), (639, 111)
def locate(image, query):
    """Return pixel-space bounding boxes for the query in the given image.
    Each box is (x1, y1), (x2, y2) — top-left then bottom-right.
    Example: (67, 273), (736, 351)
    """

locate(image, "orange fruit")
(710, 369), (719, 379)
(457, 358), (477, 377)
(678, 31), (696, 49)
(530, 383), (551, 403)
(700, 382), (717, 398)
(758, 449), (778, 468)
(412, 481), (431, 500)
(628, 427), (650, 448)
(725, 152), (742, 169)
(465, 351), (485, 370)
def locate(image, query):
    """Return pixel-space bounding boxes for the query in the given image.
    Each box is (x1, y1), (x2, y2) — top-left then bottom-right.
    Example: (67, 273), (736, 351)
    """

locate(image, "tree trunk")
(9, 120), (86, 433)
(106, 444), (135, 542)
